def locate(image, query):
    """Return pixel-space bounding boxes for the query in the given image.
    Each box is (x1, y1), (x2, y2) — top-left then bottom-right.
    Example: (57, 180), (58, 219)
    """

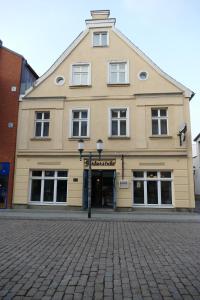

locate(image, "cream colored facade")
(13, 10), (195, 210)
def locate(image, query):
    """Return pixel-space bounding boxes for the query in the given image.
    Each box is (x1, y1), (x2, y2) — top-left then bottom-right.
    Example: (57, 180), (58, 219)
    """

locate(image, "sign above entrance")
(84, 159), (116, 167)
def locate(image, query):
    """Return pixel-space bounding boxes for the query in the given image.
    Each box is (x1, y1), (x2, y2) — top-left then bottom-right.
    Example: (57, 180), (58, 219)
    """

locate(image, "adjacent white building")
(193, 134), (200, 196)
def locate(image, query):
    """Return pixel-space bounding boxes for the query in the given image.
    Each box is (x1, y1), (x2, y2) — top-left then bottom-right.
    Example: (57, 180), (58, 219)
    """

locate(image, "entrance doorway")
(83, 170), (116, 209)
(0, 163), (10, 209)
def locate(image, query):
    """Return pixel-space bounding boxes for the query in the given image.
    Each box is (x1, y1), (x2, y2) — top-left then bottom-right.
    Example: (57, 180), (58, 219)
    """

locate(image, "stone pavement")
(0, 215), (200, 299)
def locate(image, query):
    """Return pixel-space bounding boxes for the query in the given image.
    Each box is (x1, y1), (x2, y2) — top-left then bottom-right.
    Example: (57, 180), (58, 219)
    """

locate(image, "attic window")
(93, 32), (108, 47)
(138, 71), (148, 80)
(55, 76), (65, 86)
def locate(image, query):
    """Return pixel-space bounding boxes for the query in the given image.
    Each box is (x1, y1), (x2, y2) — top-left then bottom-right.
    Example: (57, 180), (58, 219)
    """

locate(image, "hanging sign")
(84, 159), (116, 167)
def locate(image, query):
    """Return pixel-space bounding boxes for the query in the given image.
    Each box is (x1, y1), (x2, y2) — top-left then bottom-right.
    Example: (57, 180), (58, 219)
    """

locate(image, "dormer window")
(93, 32), (108, 47)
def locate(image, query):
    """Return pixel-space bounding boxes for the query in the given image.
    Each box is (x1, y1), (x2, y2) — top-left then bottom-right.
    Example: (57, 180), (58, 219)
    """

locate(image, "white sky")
(1, 0), (199, 140)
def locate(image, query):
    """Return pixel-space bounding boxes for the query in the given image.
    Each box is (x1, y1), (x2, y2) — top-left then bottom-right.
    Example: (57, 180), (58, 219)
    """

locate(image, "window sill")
(149, 135), (172, 139)
(93, 45), (109, 48)
(69, 85), (92, 88)
(30, 137), (51, 141)
(107, 83), (130, 87)
(68, 137), (90, 141)
(108, 136), (130, 140)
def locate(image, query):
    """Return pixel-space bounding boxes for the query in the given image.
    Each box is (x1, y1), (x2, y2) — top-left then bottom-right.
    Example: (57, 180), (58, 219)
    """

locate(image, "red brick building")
(0, 41), (38, 208)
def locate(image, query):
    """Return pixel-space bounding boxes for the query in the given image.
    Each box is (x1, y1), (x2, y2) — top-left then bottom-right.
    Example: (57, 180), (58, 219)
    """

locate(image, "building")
(193, 134), (200, 197)
(0, 41), (38, 208)
(13, 10), (195, 210)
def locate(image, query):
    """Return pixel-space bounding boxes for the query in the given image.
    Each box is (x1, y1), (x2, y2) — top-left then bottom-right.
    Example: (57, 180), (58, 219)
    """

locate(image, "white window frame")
(92, 31), (109, 47)
(151, 108), (168, 135)
(70, 63), (91, 86)
(69, 108), (90, 138)
(108, 60), (129, 84)
(34, 111), (50, 137)
(132, 171), (173, 207)
(108, 107), (129, 137)
(29, 170), (68, 205)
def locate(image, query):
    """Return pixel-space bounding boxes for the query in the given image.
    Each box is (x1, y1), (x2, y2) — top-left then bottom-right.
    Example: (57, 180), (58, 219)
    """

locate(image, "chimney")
(85, 10), (116, 28)
(91, 10), (110, 20)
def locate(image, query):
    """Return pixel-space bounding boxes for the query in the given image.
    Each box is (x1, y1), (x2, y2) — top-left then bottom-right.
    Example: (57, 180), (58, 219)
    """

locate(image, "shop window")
(30, 170), (68, 204)
(133, 171), (172, 206)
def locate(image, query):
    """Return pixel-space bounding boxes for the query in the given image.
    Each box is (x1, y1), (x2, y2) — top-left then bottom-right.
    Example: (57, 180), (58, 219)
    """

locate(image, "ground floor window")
(133, 171), (172, 206)
(30, 170), (68, 204)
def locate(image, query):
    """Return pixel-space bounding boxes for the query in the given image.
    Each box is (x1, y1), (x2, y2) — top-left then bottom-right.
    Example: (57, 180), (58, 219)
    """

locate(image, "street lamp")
(78, 139), (104, 218)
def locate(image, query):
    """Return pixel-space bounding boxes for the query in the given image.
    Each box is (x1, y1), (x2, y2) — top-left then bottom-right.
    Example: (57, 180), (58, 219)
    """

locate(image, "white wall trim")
(112, 27), (193, 98)
(24, 29), (89, 97)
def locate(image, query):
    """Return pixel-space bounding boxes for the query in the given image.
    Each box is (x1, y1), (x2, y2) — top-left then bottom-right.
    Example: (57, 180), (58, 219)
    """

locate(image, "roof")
(0, 44), (38, 78)
(24, 17), (194, 99)
(194, 133), (200, 142)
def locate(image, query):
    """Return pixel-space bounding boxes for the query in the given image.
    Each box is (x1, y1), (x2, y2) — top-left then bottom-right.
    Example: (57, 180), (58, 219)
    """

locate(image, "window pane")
(120, 110), (126, 117)
(81, 65), (88, 72)
(112, 121), (118, 135)
(161, 119), (167, 134)
(101, 33), (107, 46)
(32, 171), (42, 177)
(133, 171), (144, 178)
(93, 33), (99, 46)
(81, 111), (88, 118)
(57, 171), (68, 177)
(43, 180), (54, 202)
(81, 73), (88, 85)
(31, 180), (41, 202)
(134, 181), (144, 204)
(73, 66), (80, 72)
(119, 63), (126, 71)
(111, 110), (118, 118)
(110, 64), (117, 71)
(81, 121), (87, 136)
(161, 172), (171, 178)
(56, 180), (67, 202)
(43, 122), (49, 137)
(152, 119), (158, 135)
(120, 120), (126, 135)
(160, 109), (167, 117)
(36, 112), (42, 119)
(44, 112), (50, 119)
(73, 121), (79, 136)
(45, 171), (54, 177)
(110, 72), (117, 83)
(119, 72), (125, 83)
(147, 171), (157, 178)
(152, 109), (158, 117)
(73, 73), (80, 85)
(147, 181), (158, 204)
(161, 181), (172, 204)
(73, 111), (80, 119)
(35, 122), (41, 136)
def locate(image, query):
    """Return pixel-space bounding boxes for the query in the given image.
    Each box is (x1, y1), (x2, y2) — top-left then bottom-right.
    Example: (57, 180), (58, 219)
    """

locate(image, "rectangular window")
(30, 170), (68, 204)
(35, 112), (50, 137)
(151, 108), (168, 135)
(110, 108), (128, 137)
(72, 110), (88, 137)
(109, 62), (128, 84)
(93, 32), (108, 47)
(71, 64), (90, 85)
(133, 171), (172, 206)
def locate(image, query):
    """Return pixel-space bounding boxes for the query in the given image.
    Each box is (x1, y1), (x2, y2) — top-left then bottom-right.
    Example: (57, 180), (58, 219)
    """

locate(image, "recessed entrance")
(83, 170), (116, 209)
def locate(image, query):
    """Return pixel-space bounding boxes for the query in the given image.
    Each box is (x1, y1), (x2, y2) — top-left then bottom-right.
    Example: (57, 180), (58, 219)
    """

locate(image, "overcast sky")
(1, 0), (199, 140)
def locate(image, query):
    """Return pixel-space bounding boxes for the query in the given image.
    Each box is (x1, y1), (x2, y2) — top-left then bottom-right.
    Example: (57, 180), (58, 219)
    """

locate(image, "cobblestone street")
(0, 218), (200, 299)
